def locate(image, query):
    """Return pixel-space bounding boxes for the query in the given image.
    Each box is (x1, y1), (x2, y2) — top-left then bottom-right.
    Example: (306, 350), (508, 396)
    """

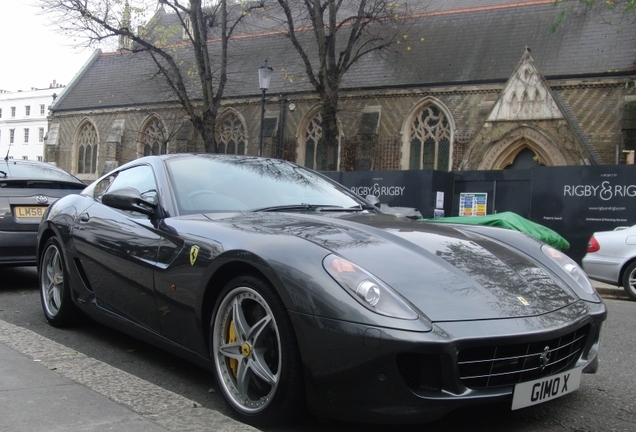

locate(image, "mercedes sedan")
(582, 224), (636, 301)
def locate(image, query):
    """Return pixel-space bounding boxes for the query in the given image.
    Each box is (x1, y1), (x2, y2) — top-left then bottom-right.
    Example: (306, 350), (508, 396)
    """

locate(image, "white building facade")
(0, 86), (63, 161)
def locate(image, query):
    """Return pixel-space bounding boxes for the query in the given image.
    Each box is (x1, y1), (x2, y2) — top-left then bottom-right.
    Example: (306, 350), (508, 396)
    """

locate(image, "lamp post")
(258, 60), (273, 156)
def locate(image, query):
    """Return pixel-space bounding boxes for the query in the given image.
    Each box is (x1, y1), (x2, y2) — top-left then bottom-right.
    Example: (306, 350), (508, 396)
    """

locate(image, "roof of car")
(0, 159), (84, 183)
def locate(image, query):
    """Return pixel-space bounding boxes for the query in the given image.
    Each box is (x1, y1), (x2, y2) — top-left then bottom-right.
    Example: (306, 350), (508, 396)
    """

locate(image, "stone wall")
(47, 77), (635, 177)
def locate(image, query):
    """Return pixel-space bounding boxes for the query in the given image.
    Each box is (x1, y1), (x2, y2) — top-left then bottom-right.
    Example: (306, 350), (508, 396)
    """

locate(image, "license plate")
(511, 367), (582, 410)
(14, 206), (47, 219)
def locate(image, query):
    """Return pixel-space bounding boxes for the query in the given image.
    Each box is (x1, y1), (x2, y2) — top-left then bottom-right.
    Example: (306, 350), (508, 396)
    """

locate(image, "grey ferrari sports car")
(37, 154), (606, 426)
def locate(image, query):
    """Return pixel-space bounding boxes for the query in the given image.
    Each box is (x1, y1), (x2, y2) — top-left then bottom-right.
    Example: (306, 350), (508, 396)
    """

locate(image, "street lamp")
(258, 60), (273, 156)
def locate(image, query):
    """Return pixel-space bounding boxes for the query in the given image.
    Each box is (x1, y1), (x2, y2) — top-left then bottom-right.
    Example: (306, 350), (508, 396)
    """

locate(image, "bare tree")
(39, 0), (264, 153)
(272, 0), (418, 170)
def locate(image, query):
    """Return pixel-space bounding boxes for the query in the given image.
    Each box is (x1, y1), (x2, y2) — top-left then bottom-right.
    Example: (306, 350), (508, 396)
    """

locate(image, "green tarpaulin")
(423, 211), (570, 251)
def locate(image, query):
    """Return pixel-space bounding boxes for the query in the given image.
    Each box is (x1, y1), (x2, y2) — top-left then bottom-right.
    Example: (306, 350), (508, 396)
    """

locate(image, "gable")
(487, 49), (563, 121)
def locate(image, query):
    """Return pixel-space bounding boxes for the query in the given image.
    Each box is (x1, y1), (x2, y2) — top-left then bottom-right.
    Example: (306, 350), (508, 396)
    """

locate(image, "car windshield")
(166, 156), (363, 214)
(0, 160), (81, 183)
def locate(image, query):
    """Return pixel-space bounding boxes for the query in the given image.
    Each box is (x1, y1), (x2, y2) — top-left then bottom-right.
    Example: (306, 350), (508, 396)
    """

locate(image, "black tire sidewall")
(622, 262), (636, 301)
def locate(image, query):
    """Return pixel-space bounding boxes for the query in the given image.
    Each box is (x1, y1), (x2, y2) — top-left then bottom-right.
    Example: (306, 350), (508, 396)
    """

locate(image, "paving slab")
(0, 343), (169, 432)
(0, 320), (259, 432)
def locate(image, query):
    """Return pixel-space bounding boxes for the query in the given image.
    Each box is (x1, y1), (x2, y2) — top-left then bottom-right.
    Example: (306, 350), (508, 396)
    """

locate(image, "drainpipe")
(277, 95), (287, 159)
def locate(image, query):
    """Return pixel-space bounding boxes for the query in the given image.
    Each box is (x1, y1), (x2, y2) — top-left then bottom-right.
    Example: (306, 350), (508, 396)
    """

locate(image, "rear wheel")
(621, 262), (636, 301)
(39, 237), (80, 326)
(210, 275), (304, 426)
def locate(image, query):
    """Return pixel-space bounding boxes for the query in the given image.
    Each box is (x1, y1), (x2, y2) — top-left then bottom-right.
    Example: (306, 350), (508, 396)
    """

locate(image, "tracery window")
(303, 113), (324, 170)
(409, 105), (451, 171)
(77, 122), (98, 174)
(142, 116), (167, 156)
(215, 112), (246, 155)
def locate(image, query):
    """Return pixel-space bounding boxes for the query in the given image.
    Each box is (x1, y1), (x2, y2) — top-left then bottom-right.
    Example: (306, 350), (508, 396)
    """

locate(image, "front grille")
(458, 325), (589, 389)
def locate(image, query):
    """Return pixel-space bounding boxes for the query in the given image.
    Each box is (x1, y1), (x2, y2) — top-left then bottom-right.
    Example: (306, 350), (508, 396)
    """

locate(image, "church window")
(409, 105), (451, 171)
(215, 112), (246, 155)
(303, 113), (324, 170)
(77, 122), (98, 174)
(142, 116), (167, 156)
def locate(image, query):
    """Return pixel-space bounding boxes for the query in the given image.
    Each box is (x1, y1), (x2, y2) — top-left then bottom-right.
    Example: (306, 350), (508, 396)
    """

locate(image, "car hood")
(206, 212), (578, 322)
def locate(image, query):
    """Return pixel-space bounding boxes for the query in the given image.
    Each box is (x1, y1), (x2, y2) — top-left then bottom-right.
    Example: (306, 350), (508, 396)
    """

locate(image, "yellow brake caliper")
(228, 321), (238, 376)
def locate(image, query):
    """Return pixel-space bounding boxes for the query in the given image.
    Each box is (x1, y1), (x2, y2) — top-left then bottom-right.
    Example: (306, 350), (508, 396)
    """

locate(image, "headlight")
(541, 245), (599, 299)
(323, 254), (418, 320)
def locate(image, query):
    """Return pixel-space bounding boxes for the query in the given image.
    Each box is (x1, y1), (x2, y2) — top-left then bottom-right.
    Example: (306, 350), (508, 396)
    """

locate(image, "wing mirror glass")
(102, 187), (157, 216)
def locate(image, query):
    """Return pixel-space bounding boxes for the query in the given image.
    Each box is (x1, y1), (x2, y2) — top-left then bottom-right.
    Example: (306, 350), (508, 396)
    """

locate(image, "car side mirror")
(102, 187), (157, 216)
(365, 195), (381, 208)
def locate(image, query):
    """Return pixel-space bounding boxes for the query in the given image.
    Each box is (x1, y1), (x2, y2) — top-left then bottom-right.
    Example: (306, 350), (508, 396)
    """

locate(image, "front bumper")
(290, 300), (606, 424)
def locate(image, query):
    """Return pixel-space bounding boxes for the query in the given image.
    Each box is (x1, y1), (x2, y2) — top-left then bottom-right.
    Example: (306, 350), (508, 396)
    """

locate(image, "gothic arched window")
(76, 121), (98, 174)
(409, 105), (452, 171)
(142, 116), (167, 156)
(215, 112), (246, 155)
(303, 112), (323, 170)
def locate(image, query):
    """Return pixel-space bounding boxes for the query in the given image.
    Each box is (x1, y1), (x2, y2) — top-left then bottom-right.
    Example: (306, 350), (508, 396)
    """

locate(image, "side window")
(106, 165), (158, 205)
(93, 175), (115, 197)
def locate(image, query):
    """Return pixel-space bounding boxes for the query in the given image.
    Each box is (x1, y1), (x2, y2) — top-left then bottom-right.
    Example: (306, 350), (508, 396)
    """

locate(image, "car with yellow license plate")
(0, 158), (85, 266)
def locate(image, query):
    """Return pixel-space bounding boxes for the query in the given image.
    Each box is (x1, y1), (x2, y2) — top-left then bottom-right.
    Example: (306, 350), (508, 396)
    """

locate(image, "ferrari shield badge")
(190, 245), (200, 266)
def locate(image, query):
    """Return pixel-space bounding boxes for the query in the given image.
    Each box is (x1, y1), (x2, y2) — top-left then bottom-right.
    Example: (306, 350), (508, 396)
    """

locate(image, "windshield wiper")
(252, 204), (364, 213)
(0, 170), (7, 178)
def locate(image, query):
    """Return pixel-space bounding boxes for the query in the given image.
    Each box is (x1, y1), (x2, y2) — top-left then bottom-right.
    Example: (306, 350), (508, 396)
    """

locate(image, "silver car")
(1, 158), (85, 266)
(582, 225), (636, 301)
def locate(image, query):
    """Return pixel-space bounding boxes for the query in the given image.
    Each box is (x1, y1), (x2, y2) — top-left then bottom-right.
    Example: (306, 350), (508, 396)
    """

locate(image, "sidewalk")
(591, 280), (631, 301)
(0, 319), (258, 432)
(0, 281), (630, 432)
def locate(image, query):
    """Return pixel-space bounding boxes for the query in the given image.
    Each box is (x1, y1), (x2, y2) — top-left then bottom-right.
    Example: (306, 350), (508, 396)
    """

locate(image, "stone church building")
(45, 0), (636, 183)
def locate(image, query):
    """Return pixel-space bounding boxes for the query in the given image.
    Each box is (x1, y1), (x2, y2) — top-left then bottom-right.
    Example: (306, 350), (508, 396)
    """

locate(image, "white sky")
(0, 0), (94, 92)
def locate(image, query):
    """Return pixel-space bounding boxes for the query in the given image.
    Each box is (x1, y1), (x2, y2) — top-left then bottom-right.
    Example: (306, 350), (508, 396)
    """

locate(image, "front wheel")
(39, 236), (80, 327)
(210, 276), (304, 426)
(621, 261), (636, 301)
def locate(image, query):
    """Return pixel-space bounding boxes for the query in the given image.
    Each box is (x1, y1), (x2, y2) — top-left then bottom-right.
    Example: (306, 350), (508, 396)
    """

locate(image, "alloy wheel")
(213, 286), (282, 414)
(41, 243), (65, 318)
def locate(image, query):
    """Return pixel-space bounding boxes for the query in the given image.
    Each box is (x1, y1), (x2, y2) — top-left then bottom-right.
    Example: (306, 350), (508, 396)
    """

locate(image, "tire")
(621, 261), (636, 301)
(210, 275), (304, 426)
(39, 237), (80, 327)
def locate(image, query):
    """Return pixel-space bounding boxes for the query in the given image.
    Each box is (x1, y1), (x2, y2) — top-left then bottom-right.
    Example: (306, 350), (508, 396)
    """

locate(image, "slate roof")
(53, 0), (636, 113)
